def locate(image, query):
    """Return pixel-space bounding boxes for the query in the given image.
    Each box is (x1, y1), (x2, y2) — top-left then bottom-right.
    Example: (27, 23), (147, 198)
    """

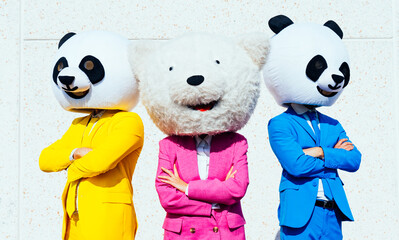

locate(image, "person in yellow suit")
(39, 31), (143, 240)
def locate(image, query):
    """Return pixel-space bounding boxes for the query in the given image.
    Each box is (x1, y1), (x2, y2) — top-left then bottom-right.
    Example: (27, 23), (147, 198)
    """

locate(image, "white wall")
(0, 0), (398, 239)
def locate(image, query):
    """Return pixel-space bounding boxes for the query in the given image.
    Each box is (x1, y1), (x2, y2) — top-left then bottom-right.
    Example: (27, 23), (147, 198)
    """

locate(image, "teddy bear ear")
(129, 40), (161, 79)
(236, 33), (270, 69)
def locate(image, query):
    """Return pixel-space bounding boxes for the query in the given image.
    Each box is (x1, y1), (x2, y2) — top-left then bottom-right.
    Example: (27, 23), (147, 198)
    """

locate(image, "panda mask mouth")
(64, 87), (90, 99)
(317, 87), (338, 97)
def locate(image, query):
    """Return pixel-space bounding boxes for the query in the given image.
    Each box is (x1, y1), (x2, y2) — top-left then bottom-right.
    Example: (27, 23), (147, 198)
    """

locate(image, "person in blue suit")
(263, 15), (361, 239)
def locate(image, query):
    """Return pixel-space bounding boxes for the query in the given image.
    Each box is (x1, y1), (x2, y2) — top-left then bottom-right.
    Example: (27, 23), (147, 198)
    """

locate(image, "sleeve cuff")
(322, 147), (338, 169)
(69, 148), (78, 161)
(185, 184), (189, 196)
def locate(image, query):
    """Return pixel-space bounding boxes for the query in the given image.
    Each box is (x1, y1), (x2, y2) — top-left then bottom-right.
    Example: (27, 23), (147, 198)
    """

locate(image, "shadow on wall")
(275, 229), (280, 240)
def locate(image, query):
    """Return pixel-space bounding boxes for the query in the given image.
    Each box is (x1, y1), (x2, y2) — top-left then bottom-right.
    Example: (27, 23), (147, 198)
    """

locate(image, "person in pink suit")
(130, 32), (270, 239)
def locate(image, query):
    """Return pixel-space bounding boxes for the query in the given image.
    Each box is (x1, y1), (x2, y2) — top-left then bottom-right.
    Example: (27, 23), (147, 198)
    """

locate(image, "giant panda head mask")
(263, 15), (350, 107)
(52, 31), (138, 113)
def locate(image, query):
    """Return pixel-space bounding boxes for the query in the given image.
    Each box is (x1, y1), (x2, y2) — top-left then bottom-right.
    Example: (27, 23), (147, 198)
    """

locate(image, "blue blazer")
(268, 106), (361, 228)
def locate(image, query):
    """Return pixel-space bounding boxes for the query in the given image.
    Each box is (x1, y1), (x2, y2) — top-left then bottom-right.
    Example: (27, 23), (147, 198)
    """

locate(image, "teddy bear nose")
(59, 75), (75, 86)
(187, 75), (204, 86)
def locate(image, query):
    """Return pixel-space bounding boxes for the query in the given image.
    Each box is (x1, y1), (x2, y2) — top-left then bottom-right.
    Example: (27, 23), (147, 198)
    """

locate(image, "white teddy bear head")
(52, 31), (139, 113)
(131, 32), (269, 136)
(263, 15), (351, 107)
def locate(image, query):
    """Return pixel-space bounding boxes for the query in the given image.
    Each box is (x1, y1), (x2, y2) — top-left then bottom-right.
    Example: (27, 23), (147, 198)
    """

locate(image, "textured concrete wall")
(0, 0), (398, 239)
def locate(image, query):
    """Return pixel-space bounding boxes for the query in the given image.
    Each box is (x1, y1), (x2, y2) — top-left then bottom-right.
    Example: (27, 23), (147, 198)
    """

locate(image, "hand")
(225, 166), (237, 181)
(303, 147), (324, 159)
(334, 138), (354, 151)
(73, 147), (93, 160)
(158, 164), (188, 193)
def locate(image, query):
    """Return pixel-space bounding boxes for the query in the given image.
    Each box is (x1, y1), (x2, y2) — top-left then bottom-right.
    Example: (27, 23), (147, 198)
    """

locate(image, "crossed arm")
(39, 114), (144, 183)
(268, 118), (361, 178)
(155, 137), (249, 215)
(303, 138), (354, 159)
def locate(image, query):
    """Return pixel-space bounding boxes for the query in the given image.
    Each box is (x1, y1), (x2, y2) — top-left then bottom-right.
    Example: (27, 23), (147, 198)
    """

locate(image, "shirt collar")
(194, 135), (212, 147)
(291, 103), (310, 115)
(92, 110), (106, 118)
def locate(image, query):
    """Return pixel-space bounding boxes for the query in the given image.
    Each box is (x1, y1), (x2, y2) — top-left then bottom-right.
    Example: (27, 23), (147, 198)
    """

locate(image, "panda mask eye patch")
(52, 57), (68, 85)
(306, 55), (328, 82)
(78, 55), (105, 84)
(339, 62), (350, 88)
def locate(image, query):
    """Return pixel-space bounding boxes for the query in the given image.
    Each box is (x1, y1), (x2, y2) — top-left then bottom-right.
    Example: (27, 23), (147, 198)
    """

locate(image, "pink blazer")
(155, 132), (249, 240)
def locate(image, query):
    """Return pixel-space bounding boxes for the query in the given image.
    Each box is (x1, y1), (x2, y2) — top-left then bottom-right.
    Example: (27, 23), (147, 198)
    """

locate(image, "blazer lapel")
(286, 107), (317, 143)
(318, 112), (330, 147)
(208, 133), (232, 180)
(176, 136), (201, 181)
(83, 111), (113, 146)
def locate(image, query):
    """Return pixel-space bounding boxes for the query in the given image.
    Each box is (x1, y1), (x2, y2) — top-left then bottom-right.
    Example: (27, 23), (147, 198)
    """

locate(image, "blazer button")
(313, 181), (317, 187)
(213, 227), (219, 233)
(190, 228), (196, 234)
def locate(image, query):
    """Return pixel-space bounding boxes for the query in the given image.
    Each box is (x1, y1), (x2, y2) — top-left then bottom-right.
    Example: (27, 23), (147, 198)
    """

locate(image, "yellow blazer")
(39, 110), (144, 240)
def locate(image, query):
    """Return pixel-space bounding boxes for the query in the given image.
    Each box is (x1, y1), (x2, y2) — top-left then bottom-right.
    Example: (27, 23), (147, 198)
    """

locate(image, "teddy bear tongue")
(190, 101), (217, 112)
(194, 105), (213, 112)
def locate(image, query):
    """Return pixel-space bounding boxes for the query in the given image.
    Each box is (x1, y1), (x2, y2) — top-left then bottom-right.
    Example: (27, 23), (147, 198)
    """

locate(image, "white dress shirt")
(291, 104), (330, 201)
(185, 135), (220, 209)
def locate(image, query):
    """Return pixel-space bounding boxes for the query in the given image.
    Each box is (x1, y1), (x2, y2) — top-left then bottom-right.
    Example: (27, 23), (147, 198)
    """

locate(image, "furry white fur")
(52, 31), (139, 112)
(263, 21), (350, 107)
(131, 32), (269, 136)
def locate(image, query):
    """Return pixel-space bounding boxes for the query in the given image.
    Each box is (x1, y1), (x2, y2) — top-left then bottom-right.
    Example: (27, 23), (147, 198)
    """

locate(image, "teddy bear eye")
(215, 60), (220, 64)
(169, 66), (173, 71)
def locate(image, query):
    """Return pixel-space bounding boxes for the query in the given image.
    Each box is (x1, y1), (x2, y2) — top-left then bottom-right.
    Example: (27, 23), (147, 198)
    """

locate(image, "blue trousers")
(280, 205), (343, 240)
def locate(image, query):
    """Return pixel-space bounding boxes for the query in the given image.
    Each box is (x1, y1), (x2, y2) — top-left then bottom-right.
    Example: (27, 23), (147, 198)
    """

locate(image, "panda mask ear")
(236, 32), (270, 69)
(58, 32), (76, 49)
(268, 15), (294, 34)
(324, 20), (343, 39)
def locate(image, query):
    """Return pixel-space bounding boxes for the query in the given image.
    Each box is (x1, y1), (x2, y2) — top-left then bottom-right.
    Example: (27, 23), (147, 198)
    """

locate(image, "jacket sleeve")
(322, 123), (361, 172)
(268, 117), (326, 178)
(39, 118), (81, 172)
(155, 138), (212, 216)
(186, 135), (249, 205)
(66, 113), (144, 183)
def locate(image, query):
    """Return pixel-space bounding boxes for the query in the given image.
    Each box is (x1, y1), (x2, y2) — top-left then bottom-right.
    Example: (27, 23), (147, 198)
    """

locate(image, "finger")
(228, 170), (238, 180)
(231, 170), (237, 178)
(160, 179), (172, 185)
(158, 176), (172, 180)
(340, 143), (353, 149)
(173, 164), (180, 177)
(341, 145), (354, 150)
(334, 138), (347, 148)
(343, 146), (354, 151)
(161, 167), (174, 177)
(160, 180), (178, 189)
(227, 166), (233, 176)
(225, 166), (233, 180)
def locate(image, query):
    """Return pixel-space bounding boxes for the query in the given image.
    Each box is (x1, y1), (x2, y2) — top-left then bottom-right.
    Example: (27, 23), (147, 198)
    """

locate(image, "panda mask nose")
(332, 74), (344, 84)
(187, 75), (204, 86)
(59, 75), (75, 86)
